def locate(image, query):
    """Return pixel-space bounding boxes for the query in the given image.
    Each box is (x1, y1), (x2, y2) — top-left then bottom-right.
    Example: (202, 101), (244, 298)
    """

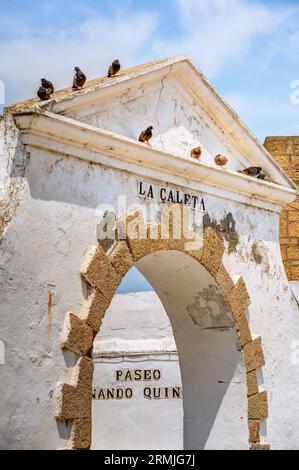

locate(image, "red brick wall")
(264, 137), (299, 281)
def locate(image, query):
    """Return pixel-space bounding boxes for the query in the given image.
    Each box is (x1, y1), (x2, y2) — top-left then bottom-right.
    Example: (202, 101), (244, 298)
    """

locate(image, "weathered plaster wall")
(0, 114), (29, 239)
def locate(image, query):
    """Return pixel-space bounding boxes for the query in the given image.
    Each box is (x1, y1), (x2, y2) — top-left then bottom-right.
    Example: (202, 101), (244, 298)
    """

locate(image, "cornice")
(14, 110), (297, 212)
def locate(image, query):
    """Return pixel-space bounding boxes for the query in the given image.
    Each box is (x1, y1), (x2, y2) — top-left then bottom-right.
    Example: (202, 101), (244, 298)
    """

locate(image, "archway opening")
(91, 266), (183, 450)
(91, 249), (248, 450)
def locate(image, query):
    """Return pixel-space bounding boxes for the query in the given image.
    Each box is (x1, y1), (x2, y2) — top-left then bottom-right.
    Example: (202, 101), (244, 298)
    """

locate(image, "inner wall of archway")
(136, 250), (248, 450)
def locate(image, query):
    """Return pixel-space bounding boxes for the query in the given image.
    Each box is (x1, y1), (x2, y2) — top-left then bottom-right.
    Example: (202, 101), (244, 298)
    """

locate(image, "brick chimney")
(264, 137), (299, 281)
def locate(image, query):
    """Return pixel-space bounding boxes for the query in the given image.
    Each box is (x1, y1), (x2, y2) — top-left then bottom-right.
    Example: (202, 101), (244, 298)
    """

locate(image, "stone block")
(243, 337), (265, 373)
(250, 444), (270, 451)
(72, 357), (94, 390)
(55, 383), (92, 420)
(227, 277), (250, 319)
(80, 289), (113, 332)
(200, 228), (224, 278)
(247, 371), (259, 397)
(61, 313), (94, 356)
(109, 241), (134, 278)
(216, 263), (234, 298)
(248, 392), (268, 420)
(81, 246), (121, 296)
(249, 420), (260, 444)
(69, 418), (91, 450)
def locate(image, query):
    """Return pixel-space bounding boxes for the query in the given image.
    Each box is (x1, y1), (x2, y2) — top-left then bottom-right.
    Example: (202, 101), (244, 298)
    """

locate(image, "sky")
(1, 0), (299, 140)
(1, 0), (299, 292)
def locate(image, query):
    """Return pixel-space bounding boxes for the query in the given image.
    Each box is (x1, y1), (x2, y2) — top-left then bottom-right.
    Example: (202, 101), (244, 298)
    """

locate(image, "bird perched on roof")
(240, 167), (265, 179)
(191, 147), (202, 159)
(107, 60), (121, 77)
(41, 78), (54, 94)
(215, 154), (228, 166)
(73, 67), (87, 90)
(37, 86), (52, 101)
(139, 126), (153, 144)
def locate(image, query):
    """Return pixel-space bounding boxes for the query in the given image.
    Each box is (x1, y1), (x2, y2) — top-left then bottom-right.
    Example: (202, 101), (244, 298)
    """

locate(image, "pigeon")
(107, 60), (121, 78)
(73, 67), (86, 90)
(240, 167), (263, 177)
(139, 126), (153, 144)
(215, 154), (228, 166)
(37, 86), (52, 101)
(191, 147), (202, 159)
(41, 78), (54, 94)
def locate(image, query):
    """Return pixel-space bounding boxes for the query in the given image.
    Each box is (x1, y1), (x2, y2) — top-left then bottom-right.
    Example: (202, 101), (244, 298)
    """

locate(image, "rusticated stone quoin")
(250, 444), (271, 451)
(216, 262), (235, 298)
(227, 277), (252, 346)
(72, 357), (94, 390)
(243, 337), (265, 373)
(248, 391), (268, 420)
(81, 246), (122, 296)
(61, 313), (94, 356)
(109, 241), (134, 278)
(55, 383), (92, 420)
(80, 289), (113, 332)
(249, 420), (260, 444)
(246, 371), (259, 397)
(69, 418), (92, 450)
(200, 228), (224, 277)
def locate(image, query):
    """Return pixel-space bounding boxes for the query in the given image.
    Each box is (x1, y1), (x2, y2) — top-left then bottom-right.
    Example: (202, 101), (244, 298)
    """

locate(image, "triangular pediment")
(9, 56), (295, 189)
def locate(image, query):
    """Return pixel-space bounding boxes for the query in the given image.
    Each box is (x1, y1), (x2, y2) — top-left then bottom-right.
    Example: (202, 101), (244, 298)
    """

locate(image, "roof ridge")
(6, 55), (187, 113)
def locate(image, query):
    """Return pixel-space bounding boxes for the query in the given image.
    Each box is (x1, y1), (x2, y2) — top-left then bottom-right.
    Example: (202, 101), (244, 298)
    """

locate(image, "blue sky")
(1, 0), (299, 140)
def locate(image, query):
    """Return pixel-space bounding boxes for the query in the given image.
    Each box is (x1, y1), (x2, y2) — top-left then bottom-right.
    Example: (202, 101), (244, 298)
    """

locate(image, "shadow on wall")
(136, 250), (248, 450)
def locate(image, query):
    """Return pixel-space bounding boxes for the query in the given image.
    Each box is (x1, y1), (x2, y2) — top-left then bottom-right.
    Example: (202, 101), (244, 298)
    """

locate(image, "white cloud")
(154, 0), (298, 77)
(0, 11), (158, 105)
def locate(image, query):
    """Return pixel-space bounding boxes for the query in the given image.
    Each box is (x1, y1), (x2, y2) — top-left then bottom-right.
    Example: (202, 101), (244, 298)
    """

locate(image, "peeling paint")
(203, 212), (239, 253)
(187, 284), (234, 329)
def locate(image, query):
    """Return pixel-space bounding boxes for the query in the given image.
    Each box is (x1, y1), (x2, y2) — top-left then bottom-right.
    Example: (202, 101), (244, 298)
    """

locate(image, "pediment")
(10, 56), (295, 189)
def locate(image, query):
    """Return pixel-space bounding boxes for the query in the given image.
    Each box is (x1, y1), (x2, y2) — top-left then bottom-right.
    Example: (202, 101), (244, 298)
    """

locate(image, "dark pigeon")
(73, 67), (87, 90)
(107, 60), (121, 78)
